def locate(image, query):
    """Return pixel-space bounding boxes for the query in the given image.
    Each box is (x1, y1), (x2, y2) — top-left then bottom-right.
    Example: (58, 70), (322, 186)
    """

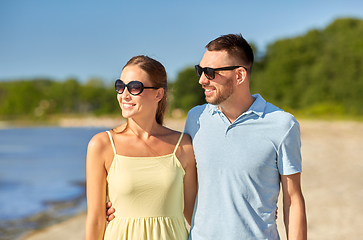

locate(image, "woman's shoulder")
(173, 131), (194, 168)
(160, 126), (192, 143)
(88, 131), (111, 151)
(179, 133), (192, 149)
(159, 127), (187, 143)
(160, 127), (191, 149)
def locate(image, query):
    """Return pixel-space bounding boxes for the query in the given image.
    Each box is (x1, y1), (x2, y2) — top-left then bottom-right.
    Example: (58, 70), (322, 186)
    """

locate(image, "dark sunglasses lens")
(195, 65), (214, 80)
(115, 80), (125, 93)
(195, 65), (202, 77)
(205, 68), (214, 80)
(128, 81), (143, 95)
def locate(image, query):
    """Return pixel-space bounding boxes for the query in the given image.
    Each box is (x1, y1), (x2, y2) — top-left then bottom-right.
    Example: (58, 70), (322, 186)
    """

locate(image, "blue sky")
(1, 0), (362, 84)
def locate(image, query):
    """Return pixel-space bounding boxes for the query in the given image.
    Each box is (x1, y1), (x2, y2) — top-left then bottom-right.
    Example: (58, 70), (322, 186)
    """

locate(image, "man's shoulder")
(252, 94), (295, 123)
(263, 100), (294, 118)
(188, 103), (209, 114)
(262, 102), (299, 131)
(186, 103), (210, 119)
(184, 104), (210, 137)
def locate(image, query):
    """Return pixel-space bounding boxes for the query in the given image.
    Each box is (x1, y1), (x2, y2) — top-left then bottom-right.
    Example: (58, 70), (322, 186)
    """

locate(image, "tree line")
(250, 17), (363, 117)
(0, 78), (119, 120)
(0, 17), (362, 121)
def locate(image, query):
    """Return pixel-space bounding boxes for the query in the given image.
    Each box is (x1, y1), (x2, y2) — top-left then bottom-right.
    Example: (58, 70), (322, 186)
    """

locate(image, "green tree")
(79, 79), (120, 115)
(169, 67), (205, 114)
(251, 17), (363, 115)
(61, 78), (81, 113)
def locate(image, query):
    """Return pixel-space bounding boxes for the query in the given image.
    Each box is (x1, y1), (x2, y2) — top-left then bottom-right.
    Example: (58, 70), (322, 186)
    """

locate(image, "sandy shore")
(20, 119), (363, 240)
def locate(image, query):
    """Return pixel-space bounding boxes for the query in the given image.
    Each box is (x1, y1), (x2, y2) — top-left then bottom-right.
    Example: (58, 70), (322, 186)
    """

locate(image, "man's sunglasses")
(115, 79), (159, 96)
(195, 65), (247, 80)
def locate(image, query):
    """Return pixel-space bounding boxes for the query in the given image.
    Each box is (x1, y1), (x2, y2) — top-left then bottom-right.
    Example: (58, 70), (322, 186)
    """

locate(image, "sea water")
(0, 127), (107, 238)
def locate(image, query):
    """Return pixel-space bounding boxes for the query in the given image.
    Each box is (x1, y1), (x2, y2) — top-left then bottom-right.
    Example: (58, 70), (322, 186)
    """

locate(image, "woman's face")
(117, 65), (162, 120)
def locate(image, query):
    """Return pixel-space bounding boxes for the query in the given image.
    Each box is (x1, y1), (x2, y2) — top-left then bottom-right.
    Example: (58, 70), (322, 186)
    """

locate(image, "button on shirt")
(184, 94), (302, 240)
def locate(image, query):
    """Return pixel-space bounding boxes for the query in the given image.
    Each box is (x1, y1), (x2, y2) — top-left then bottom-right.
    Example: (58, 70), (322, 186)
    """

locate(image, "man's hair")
(206, 34), (254, 72)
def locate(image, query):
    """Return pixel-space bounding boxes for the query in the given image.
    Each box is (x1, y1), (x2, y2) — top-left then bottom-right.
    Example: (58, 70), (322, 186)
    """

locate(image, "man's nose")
(198, 73), (210, 85)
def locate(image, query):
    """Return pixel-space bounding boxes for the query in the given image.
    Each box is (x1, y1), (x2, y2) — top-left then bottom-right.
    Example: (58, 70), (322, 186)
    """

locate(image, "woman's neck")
(126, 118), (162, 139)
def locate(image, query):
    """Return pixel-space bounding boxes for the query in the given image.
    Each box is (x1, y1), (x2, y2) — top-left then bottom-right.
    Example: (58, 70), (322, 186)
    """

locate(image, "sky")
(1, 0), (362, 84)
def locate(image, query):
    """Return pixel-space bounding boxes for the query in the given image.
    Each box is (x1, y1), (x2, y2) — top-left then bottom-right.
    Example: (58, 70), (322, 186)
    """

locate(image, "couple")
(85, 34), (307, 240)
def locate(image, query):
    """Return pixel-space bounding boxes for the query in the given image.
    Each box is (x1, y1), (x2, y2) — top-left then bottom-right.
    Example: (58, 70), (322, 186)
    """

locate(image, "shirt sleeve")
(277, 120), (302, 175)
(184, 112), (193, 136)
(184, 105), (205, 140)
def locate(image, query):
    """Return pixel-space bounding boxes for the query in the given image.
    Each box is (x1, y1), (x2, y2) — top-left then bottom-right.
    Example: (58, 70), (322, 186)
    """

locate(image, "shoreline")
(0, 116), (126, 129)
(1, 116), (362, 130)
(0, 181), (87, 240)
(0, 116), (188, 131)
(18, 212), (87, 240)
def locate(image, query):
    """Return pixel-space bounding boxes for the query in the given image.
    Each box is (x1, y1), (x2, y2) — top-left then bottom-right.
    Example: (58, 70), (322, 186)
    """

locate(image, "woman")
(85, 55), (197, 240)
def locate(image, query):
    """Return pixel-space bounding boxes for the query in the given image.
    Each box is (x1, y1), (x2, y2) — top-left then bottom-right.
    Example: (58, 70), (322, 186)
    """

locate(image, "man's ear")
(236, 67), (247, 85)
(155, 88), (164, 102)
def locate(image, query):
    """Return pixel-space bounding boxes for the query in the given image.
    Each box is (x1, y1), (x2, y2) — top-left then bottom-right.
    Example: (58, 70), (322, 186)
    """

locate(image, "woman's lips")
(122, 102), (135, 109)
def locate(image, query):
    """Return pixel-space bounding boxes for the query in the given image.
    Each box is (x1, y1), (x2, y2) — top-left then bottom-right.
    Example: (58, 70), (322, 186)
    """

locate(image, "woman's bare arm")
(181, 135), (198, 225)
(85, 133), (108, 240)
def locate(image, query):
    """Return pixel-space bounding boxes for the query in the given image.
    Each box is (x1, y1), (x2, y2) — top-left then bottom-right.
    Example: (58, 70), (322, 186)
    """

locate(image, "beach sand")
(20, 119), (363, 240)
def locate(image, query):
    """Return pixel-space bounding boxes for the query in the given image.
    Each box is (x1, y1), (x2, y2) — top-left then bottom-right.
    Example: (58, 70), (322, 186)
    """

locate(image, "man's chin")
(205, 97), (218, 105)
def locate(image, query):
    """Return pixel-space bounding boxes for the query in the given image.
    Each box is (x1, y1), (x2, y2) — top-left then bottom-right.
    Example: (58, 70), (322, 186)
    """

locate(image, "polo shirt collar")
(246, 93), (266, 117)
(208, 94), (266, 118)
(208, 104), (219, 114)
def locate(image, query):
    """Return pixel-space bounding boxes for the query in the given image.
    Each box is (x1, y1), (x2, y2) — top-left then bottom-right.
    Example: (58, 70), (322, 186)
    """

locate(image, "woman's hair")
(123, 55), (168, 125)
(206, 34), (254, 73)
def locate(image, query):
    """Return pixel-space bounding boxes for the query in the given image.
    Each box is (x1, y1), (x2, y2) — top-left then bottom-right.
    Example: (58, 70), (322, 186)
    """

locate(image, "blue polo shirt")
(184, 94), (302, 240)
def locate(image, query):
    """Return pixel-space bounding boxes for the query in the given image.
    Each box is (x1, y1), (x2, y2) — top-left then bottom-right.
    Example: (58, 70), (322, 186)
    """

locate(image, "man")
(184, 34), (307, 239)
(107, 34), (307, 239)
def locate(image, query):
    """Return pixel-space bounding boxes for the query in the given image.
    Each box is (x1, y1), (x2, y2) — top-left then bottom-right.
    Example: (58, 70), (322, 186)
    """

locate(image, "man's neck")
(218, 94), (255, 123)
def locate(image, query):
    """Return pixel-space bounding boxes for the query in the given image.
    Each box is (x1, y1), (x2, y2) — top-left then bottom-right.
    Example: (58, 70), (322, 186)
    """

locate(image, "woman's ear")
(155, 88), (164, 102)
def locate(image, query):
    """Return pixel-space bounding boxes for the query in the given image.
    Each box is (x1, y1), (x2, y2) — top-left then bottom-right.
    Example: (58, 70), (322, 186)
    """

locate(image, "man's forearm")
(283, 197), (307, 240)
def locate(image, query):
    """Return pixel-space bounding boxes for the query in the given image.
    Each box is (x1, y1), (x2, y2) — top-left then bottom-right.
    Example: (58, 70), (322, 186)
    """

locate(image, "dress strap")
(106, 131), (117, 155)
(173, 132), (184, 154)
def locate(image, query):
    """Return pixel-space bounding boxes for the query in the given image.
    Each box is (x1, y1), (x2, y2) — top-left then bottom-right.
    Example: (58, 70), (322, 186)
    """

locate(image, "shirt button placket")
(225, 125), (233, 136)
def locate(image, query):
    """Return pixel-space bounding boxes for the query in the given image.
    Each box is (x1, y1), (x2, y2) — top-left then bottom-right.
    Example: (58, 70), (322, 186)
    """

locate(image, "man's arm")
(106, 202), (115, 221)
(281, 173), (307, 240)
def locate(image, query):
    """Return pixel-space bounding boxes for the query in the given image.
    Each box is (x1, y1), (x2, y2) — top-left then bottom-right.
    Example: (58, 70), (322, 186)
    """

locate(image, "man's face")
(198, 51), (236, 105)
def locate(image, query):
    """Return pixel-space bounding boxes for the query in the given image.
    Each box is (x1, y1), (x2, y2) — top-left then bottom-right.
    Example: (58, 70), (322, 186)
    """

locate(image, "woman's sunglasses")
(195, 65), (247, 80)
(115, 79), (159, 96)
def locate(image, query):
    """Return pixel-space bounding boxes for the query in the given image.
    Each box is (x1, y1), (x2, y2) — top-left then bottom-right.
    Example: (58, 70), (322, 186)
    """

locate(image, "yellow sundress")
(104, 131), (188, 240)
